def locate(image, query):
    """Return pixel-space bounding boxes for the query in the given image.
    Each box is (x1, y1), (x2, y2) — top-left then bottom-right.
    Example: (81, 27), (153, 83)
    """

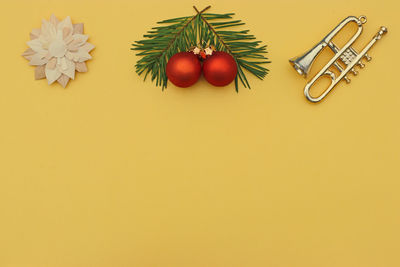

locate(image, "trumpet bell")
(289, 42), (326, 77)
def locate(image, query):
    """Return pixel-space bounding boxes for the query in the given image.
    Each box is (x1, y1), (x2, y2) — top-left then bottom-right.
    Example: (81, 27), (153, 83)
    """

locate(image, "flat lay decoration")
(22, 14), (95, 88)
(132, 6), (270, 91)
(289, 15), (387, 102)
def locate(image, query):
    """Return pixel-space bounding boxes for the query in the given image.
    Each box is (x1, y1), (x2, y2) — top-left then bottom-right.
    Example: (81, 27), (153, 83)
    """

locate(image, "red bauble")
(203, 51), (238, 87)
(166, 52), (202, 88)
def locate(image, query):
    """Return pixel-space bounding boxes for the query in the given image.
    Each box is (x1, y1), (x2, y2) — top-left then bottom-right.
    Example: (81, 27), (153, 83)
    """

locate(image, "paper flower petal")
(49, 14), (59, 26)
(27, 39), (46, 54)
(73, 48), (92, 62)
(58, 16), (73, 33)
(75, 62), (88, 73)
(80, 43), (95, 53)
(57, 74), (70, 88)
(41, 19), (57, 41)
(59, 58), (75, 79)
(41, 19), (49, 34)
(29, 53), (49, 66)
(66, 45), (93, 62)
(22, 48), (35, 60)
(73, 34), (89, 45)
(35, 65), (46, 80)
(30, 29), (41, 40)
(73, 23), (84, 34)
(63, 27), (72, 40)
(45, 66), (62, 84)
(46, 57), (57, 70)
(67, 34), (89, 51)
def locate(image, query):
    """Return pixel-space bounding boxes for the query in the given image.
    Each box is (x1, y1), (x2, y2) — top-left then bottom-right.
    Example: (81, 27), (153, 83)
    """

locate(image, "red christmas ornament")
(203, 51), (238, 87)
(166, 52), (202, 88)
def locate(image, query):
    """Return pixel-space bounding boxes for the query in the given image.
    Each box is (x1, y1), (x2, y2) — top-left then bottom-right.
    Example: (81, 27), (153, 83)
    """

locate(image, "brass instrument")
(289, 16), (387, 103)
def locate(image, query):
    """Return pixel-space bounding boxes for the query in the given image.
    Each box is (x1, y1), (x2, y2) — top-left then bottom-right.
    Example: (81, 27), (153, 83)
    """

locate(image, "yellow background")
(1, 0), (399, 266)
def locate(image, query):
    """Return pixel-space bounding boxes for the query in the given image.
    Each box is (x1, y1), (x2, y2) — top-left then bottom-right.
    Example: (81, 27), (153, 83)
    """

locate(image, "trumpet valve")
(344, 76), (351, 83)
(358, 61), (365, 68)
(351, 68), (358, 75)
(364, 53), (372, 61)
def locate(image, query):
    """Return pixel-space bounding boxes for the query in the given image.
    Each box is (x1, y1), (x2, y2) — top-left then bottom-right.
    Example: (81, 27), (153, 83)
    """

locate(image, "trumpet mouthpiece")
(376, 26), (388, 39)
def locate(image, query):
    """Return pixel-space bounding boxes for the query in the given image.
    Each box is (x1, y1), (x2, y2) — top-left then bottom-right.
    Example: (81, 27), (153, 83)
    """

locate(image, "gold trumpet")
(289, 16), (387, 103)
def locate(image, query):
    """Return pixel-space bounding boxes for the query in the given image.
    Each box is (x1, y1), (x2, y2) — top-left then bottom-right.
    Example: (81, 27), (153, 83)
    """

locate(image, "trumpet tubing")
(289, 16), (387, 103)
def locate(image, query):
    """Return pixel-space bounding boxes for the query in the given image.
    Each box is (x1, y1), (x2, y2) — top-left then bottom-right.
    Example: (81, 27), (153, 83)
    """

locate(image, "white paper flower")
(22, 14), (95, 88)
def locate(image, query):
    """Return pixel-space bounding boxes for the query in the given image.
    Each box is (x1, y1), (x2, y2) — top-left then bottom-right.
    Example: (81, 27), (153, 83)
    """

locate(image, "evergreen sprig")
(131, 6), (270, 91)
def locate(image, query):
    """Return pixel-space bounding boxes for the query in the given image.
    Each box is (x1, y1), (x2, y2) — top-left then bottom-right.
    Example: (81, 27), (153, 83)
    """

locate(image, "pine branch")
(196, 8), (270, 91)
(132, 6), (270, 91)
(132, 6), (210, 89)
(193, 6), (234, 55)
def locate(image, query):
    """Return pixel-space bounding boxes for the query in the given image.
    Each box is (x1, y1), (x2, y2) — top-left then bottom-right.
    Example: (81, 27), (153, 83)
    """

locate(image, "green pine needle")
(131, 6), (270, 91)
